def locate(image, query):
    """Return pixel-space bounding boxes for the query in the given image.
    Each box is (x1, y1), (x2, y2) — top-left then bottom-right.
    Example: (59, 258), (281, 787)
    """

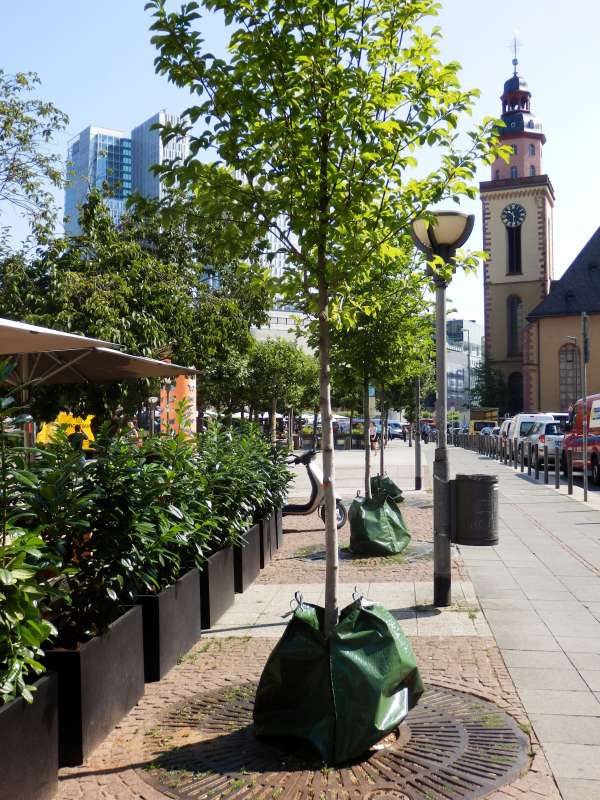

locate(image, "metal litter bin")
(452, 474), (498, 546)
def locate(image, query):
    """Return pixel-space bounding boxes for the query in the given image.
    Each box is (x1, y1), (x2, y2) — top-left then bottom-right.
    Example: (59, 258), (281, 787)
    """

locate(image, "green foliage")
(247, 339), (316, 413)
(0, 362), (60, 705)
(472, 356), (509, 415)
(0, 70), (68, 242)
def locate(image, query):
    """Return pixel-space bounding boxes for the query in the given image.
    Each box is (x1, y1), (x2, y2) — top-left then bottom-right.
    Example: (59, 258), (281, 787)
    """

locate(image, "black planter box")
(44, 606), (144, 767)
(140, 568), (202, 683)
(275, 507), (283, 548)
(0, 674), (58, 799)
(234, 522), (261, 593)
(260, 515), (272, 568)
(200, 548), (235, 629)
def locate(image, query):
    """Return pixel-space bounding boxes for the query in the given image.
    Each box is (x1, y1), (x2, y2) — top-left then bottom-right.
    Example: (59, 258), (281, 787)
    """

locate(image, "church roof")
(528, 226), (600, 320)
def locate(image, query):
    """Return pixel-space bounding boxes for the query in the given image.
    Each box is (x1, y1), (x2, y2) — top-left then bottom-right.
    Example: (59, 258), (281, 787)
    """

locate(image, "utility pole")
(582, 312), (590, 502)
(415, 375), (422, 490)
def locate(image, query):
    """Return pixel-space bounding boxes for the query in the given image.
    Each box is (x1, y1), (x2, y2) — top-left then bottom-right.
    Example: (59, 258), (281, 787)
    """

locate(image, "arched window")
(507, 295), (523, 356)
(510, 166), (518, 178)
(508, 372), (523, 415)
(495, 169), (500, 180)
(507, 225), (522, 274)
(529, 143), (535, 156)
(529, 165), (536, 176)
(513, 144), (518, 155)
(559, 343), (581, 410)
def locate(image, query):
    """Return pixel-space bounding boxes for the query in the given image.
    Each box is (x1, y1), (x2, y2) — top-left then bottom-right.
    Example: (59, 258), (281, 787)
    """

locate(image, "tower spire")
(511, 34), (522, 75)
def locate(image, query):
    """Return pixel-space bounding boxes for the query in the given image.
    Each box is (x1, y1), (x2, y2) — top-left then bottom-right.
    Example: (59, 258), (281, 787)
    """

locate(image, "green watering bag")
(253, 595), (424, 764)
(349, 495), (410, 556)
(370, 473), (404, 503)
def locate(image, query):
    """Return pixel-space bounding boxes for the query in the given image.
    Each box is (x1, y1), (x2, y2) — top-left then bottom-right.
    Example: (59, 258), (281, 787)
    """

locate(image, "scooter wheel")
(319, 501), (348, 529)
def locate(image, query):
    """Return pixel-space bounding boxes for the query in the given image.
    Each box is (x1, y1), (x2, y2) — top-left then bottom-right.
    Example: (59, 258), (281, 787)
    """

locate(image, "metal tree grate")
(140, 683), (529, 800)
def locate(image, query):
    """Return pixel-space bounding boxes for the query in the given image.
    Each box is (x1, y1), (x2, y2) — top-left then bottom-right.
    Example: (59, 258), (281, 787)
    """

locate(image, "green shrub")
(0, 363), (61, 704)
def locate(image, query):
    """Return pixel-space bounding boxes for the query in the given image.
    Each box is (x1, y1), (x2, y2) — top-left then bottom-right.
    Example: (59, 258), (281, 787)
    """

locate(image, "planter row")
(0, 508), (283, 798)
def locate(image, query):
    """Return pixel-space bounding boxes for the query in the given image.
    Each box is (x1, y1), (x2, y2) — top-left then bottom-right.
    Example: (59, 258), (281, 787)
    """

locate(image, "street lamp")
(148, 396), (159, 436)
(412, 210), (475, 607)
(567, 321), (589, 502)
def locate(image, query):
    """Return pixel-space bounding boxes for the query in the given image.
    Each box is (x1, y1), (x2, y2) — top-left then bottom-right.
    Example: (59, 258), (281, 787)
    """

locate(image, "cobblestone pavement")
(257, 502), (469, 584)
(56, 491), (562, 799)
(57, 636), (559, 799)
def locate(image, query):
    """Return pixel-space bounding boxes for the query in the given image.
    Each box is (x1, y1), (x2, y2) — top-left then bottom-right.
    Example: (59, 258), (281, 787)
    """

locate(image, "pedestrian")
(68, 424), (88, 452)
(421, 422), (430, 444)
(369, 421), (377, 451)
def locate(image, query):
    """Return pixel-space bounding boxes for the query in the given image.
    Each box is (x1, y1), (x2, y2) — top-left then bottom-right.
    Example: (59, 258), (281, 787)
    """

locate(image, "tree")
(0, 192), (260, 421)
(148, 0), (504, 633)
(0, 71), (68, 241)
(472, 356), (510, 415)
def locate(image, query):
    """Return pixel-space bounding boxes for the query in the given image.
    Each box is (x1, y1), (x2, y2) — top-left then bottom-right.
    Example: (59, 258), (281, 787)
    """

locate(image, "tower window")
(513, 144), (518, 155)
(495, 169), (500, 180)
(529, 143), (535, 156)
(507, 225), (522, 274)
(510, 166), (518, 179)
(507, 296), (523, 356)
(529, 165), (536, 176)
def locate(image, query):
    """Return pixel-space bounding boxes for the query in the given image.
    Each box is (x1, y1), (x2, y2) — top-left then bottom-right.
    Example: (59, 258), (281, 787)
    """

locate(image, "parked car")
(499, 418), (513, 439)
(545, 411), (569, 432)
(479, 426), (493, 436)
(508, 413), (555, 458)
(528, 420), (564, 463)
(491, 426), (500, 436)
(387, 421), (404, 440)
(562, 395), (600, 484)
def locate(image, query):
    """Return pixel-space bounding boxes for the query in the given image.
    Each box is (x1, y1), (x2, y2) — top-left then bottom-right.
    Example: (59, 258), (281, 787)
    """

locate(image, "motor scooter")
(283, 450), (348, 529)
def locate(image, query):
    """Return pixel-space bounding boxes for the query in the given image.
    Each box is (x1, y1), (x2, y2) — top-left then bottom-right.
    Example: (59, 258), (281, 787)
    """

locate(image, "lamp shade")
(412, 211), (475, 255)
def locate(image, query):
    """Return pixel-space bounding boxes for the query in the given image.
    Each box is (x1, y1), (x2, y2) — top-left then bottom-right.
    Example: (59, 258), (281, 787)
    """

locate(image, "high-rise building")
(64, 127), (132, 233)
(64, 112), (188, 235)
(131, 111), (188, 201)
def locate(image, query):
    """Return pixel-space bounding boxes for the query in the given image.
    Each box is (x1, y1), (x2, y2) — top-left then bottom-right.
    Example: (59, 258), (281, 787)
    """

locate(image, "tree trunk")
(363, 377), (371, 498)
(270, 398), (277, 444)
(349, 409), (354, 450)
(379, 382), (385, 476)
(312, 410), (318, 447)
(288, 407), (293, 449)
(241, 407), (245, 420)
(318, 275), (338, 637)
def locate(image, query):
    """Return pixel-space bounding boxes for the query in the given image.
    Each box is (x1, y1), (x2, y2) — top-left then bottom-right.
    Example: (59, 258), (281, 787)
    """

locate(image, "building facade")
(446, 319), (484, 419)
(65, 127), (132, 232)
(480, 56), (555, 414)
(64, 112), (188, 234)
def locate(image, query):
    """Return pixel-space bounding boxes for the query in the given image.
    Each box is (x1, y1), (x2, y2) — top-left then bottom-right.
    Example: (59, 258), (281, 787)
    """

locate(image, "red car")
(562, 394), (600, 484)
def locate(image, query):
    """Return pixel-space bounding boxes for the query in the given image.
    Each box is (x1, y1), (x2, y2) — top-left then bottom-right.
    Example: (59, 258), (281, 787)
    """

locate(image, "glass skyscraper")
(64, 112), (188, 235)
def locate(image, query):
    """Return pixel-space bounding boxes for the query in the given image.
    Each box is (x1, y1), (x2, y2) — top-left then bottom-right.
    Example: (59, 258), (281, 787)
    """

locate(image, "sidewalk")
(448, 444), (600, 800)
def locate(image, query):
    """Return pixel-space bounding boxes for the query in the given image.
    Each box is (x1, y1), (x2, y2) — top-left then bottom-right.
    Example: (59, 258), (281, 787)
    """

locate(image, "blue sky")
(1, 0), (598, 323)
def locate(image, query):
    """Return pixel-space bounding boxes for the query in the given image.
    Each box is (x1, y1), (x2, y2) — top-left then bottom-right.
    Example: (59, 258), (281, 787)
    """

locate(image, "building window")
(530, 165), (536, 176)
(508, 372), (523, 415)
(495, 169), (500, 180)
(529, 143), (535, 156)
(510, 166), (518, 179)
(507, 295), (523, 356)
(559, 343), (581, 411)
(507, 225), (522, 274)
(513, 144), (518, 155)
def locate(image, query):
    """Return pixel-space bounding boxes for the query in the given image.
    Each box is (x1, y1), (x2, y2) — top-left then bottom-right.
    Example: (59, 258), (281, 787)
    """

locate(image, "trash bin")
(452, 473), (498, 546)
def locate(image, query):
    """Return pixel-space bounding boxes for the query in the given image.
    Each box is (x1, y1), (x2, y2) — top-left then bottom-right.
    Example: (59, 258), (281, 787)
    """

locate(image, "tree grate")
(140, 682), (530, 800)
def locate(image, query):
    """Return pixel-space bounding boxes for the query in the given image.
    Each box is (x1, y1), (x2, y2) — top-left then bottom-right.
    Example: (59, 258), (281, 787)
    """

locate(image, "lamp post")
(148, 396), (159, 436)
(567, 314), (590, 502)
(412, 211), (475, 607)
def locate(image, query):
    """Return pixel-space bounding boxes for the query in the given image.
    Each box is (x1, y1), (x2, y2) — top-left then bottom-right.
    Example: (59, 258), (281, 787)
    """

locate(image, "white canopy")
(0, 317), (115, 355)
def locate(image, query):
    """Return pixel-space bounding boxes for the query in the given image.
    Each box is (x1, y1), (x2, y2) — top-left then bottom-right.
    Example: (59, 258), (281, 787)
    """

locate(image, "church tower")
(480, 52), (555, 413)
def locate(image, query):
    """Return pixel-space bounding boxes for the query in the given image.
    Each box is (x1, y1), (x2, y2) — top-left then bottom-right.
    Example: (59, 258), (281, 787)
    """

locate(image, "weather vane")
(509, 32), (522, 74)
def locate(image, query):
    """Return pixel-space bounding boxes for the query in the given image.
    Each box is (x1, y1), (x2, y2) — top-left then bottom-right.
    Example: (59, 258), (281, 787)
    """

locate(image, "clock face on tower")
(501, 203), (526, 228)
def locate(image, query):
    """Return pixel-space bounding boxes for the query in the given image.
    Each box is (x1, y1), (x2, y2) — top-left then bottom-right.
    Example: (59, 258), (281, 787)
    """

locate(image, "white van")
(508, 413), (555, 457)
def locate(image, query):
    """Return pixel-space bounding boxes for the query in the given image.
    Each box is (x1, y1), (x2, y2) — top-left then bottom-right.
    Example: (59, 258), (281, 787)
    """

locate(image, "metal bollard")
(544, 445), (549, 483)
(555, 445), (560, 489)
(514, 439), (519, 469)
(527, 441), (532, 476)
(534, 446), (540, 480)
(520, 442), (524, 472)
(568, 449), (574, 495)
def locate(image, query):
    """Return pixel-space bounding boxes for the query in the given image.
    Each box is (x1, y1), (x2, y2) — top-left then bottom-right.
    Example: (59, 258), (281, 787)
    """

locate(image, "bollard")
(568, 449), (574, 495)
(527, 441), (532, 476)
(508, 438), (513, 466)
(544, 445), (549, 484)
(534, 446), (540, 480)
(513, 439), (519, 470)
(520, 442), (524, 472)
(555, 444), (560, 489)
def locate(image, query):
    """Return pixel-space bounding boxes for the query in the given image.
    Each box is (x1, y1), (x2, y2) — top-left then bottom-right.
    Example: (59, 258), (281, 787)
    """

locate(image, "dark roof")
(503, 74), (529, 95)
(500, 111), (543, 137)
(528, 226), (600, 320)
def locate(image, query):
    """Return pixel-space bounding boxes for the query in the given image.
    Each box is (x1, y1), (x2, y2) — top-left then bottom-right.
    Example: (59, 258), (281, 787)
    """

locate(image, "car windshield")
(519, 421), (537, 436)
(545, 423), (560, 435)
